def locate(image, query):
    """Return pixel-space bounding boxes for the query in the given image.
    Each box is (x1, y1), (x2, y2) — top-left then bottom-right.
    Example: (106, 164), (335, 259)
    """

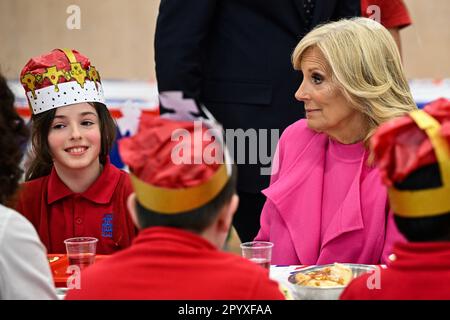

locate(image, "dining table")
(49, 254), (299, 288)
(48, 254), (383, 300)
(48, 254), (301, 299)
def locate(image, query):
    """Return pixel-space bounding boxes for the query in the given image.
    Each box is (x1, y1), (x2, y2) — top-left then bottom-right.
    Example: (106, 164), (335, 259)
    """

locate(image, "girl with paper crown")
(15, 49), (137, 254)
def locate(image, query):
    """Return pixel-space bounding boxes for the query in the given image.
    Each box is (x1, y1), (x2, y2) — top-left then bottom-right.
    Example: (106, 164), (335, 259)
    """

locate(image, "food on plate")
(48, 256), (60, 263)
(294, 263), (353, 287)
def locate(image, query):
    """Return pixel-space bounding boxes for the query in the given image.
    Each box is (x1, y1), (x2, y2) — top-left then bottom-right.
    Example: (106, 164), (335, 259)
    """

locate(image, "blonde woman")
(255, 18), (417, 265)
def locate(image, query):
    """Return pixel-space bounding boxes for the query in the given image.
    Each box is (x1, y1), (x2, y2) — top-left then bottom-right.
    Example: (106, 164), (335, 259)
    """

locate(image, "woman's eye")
(311, 73), (323, 84)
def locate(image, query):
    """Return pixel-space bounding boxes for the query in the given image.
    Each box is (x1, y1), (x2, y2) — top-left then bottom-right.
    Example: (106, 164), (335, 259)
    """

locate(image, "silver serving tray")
(287, 263), (378, 300)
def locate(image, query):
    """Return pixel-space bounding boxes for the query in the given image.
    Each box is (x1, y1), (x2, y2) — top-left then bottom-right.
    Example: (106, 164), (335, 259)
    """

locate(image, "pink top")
(255, 120), (405, 265)
(321, 138), (365, 244)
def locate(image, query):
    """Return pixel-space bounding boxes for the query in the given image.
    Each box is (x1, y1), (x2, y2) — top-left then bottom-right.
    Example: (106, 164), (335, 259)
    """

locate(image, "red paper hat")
(372, 98), (450, 217)
(20, 48), (104, 114)
(119, 114), (229, 214)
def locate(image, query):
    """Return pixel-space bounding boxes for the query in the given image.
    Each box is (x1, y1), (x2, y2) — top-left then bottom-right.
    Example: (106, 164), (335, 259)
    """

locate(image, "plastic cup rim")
(240, 241), (274, 249)
(64, 237), (99, 245)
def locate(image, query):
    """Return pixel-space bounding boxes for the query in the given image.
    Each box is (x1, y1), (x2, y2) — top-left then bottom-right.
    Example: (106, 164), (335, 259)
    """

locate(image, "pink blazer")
(255, 120), (404, 265)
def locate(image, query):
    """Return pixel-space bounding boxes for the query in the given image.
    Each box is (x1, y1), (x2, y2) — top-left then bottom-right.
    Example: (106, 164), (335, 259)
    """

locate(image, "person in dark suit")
(154, 0), (360, 242)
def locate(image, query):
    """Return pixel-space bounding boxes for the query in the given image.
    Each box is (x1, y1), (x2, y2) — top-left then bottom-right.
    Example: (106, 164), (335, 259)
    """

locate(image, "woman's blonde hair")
(292, 17), (417, 144)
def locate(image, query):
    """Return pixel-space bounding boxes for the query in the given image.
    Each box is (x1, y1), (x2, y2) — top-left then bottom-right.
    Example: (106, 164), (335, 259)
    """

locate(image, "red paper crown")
(119, 115), (230, 214)
(20, 48), (105, 114)
(372, 99), (450, 218)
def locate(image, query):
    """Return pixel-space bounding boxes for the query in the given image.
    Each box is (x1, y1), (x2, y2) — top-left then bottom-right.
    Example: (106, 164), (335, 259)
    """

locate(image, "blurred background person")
(154, 0), (361, 243)
(361, 0), (412, 58)
(341, 98), (450, 299)
(255, 18), (417, 265)
(0, 72), (56, 300)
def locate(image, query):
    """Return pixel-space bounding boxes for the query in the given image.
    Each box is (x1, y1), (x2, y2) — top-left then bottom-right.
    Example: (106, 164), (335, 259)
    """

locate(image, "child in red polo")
(65, 107), (284, 300)
(361, 0), (411, 57)
(341, 99), (450, 300)
(16, 49), (136, 254)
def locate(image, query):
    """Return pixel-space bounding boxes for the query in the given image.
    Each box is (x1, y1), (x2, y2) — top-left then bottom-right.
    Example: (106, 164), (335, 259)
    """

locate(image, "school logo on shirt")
(101, 214), (113, 238)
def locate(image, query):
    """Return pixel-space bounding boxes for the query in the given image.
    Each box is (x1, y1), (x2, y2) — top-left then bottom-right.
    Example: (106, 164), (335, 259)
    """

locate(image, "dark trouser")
(232, 190), (266, 243)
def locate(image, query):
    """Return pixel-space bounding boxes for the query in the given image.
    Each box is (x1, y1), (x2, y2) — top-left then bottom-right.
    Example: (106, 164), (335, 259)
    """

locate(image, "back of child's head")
(0, 72), (29, 206)
(119, 114), (236, 234)
(20, 49), (116, 180)
(372, 98), (450, 242)
(393, 163), (450, 241)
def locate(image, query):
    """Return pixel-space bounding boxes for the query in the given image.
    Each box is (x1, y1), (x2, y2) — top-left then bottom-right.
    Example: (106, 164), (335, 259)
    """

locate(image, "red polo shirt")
(15, 159), (137, 254)
(65, 227), (285, 300)
(341, 241), (450, 300)
(361, 0), (412, 29)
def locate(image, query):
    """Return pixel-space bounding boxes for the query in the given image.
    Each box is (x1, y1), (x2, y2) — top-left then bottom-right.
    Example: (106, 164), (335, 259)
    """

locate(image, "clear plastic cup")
(64, 237), (98, 270)
(240, 241), (274, 271)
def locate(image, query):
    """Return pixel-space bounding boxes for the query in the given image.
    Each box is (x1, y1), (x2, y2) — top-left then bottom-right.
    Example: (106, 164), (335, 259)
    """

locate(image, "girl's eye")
(81, 120), (95, 126)
(52, 124), (65, 129)
(311, 73), (323, 84)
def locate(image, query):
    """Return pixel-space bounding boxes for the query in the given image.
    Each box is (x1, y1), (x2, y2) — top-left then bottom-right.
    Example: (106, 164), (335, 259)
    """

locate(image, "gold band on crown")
(131, 164), (229, 214)
(389, 110), (450, 218)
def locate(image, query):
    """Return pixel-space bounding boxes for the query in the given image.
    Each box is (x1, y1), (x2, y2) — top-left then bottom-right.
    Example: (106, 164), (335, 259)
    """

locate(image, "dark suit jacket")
(155, 0), (360, 193)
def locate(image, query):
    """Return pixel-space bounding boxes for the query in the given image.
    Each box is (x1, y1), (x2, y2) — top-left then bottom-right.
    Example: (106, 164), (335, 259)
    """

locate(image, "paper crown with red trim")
(372, 98), (450, 218)
(119, 92), (232, 214)
(20, 48), (105, 114)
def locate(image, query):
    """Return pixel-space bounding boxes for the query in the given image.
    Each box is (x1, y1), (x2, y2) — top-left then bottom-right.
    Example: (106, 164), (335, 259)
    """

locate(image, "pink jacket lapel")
(263, 133), (327, 264)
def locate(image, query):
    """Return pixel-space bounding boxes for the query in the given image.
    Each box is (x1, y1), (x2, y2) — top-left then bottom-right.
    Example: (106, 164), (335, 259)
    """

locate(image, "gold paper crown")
(389, 110), (450, 218)
(131, 163), (229, 214)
